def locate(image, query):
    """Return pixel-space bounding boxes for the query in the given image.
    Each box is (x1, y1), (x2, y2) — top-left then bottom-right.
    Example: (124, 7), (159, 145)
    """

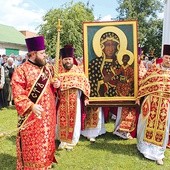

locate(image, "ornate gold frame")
(83, 21), (138, 106)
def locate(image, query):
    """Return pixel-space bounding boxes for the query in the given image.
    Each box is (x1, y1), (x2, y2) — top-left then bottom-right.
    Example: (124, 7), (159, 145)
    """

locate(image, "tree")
(143, 19), (163, 57)
(38, 1), (94, 58)
(116, 0), (163, 57)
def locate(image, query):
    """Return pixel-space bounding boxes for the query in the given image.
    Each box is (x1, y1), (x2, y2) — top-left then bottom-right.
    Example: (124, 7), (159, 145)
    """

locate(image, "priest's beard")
(35, 56), (46, 67)
(63, 63), (73, 70)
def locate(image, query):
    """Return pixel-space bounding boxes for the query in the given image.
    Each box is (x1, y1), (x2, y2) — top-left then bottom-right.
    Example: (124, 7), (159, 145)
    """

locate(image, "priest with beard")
(12, 36), (60, 170)
(56, 44), (90, 151)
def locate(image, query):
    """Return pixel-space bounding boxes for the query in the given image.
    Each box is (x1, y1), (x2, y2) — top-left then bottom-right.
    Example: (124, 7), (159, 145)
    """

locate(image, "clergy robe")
(12, 60), (57, 170)
(137, 64), (170, 161)
(56, 63), (90, 145)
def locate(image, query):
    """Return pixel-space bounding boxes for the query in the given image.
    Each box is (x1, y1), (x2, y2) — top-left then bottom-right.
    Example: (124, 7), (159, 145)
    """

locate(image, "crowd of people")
(0, 54), (26, 109)
(1, 34), (170, 169)
(0, 52), (55, 110)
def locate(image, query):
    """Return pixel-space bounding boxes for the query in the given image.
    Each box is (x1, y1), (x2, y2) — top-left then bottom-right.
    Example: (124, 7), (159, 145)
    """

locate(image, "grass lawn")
(0, 106), (170, 170)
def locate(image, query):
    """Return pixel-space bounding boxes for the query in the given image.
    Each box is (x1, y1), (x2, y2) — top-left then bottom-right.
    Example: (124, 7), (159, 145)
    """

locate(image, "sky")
(0, 0), (119, 33)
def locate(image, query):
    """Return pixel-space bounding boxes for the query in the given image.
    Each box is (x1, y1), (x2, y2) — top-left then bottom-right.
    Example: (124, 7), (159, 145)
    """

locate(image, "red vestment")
(137, 64), (170, 146)
(116, 107), (139, 138)
(57, 63), (90, 143)
(12, 61), (57, 170)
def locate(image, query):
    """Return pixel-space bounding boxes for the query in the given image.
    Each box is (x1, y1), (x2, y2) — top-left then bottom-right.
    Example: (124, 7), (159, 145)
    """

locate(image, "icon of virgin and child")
(88, 26), (135, 97)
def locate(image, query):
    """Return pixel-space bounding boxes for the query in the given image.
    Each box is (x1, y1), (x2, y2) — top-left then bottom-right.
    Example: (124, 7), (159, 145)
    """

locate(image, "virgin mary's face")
(103, 40), (118, 58)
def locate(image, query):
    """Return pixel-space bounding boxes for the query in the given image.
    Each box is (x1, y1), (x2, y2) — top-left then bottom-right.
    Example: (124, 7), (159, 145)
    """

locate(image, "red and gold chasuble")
(12, 61), (57, 170)
(57, 63), (90, 143)
(167, 135), (170, 148)
(137, 64), (170, 146)
(84, 107), (99, 129)
(118, 107), (137, 133)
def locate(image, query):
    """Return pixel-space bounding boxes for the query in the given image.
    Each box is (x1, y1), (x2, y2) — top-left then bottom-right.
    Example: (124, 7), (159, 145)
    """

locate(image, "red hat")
(25, 36), (45, 52)
(163, 44), (170, 55)
(60, 44), (75, 58)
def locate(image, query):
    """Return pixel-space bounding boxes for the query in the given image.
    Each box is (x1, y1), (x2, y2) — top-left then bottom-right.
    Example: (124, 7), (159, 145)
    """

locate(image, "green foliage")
(116, 0), (163, 57)
(1, 107), (170, 169)
(38, 0), (164, 58)
(38, 1), (94, 58)
(143, 19), (163, 57)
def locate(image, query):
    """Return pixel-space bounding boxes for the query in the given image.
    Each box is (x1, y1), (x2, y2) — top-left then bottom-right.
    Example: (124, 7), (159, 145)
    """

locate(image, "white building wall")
(19, 50), (27, 56)
(0, 48), (5, 55)
(0, 42), (27, 55)
(162, 0), (170, 52)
